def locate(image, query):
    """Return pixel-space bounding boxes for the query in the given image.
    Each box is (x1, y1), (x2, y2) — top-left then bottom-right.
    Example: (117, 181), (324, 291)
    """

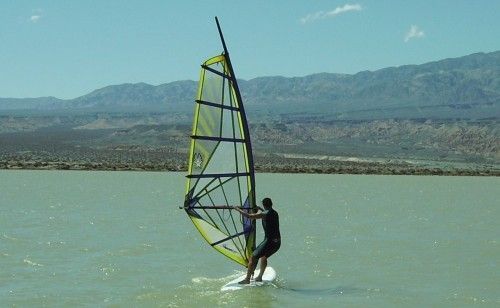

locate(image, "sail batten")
(201, 64), (233, 80)
(186, 172), (250, 179)
(195, 99), (240, 111)
(183, 21), (256, 267)
(191, 135), (245, 143)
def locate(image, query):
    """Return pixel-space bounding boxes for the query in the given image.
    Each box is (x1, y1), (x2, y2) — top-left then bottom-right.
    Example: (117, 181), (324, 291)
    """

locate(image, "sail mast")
(214, 16), (256, 210)
(215, 17), (229, 56)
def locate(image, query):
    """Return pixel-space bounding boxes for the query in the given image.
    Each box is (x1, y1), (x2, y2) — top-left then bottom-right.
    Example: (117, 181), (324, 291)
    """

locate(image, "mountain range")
(1, 51), (499, 121)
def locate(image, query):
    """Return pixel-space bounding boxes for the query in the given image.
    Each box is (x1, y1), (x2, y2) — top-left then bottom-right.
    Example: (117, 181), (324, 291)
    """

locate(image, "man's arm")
(233, 206), (266, 220)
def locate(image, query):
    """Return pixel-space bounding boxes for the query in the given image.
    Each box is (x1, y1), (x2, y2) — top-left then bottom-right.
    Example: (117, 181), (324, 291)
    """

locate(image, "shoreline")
(1, 160), (497, 176)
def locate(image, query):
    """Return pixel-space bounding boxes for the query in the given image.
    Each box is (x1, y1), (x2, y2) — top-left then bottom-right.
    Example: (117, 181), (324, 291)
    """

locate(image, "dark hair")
(262, 197), (273, 208)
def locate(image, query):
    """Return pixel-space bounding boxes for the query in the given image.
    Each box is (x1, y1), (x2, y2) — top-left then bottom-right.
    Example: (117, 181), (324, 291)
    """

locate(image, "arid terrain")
(0, 113), (497, 176)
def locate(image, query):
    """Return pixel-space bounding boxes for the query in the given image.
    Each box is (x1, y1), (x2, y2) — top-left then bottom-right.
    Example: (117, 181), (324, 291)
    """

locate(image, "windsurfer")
(233, 197), (281, 284)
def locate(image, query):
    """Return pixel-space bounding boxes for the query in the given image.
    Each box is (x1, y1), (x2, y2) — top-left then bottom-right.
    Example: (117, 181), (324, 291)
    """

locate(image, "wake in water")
(191, 271), (242, 285)
(282, 285), (371, 296)
(272, 277), (375, 297)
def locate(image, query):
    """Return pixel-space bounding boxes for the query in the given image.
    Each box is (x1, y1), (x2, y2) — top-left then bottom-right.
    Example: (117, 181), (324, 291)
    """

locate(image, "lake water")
(1, 170), (498, 307)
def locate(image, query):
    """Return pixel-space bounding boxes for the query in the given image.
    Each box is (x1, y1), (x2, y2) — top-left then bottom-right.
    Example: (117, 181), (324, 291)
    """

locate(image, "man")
(233, 197), (281, 284)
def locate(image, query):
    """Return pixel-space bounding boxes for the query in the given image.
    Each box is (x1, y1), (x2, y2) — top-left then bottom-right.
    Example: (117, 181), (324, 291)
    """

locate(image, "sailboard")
(221, 267), (277, 291)
(183, 17), (256, 268)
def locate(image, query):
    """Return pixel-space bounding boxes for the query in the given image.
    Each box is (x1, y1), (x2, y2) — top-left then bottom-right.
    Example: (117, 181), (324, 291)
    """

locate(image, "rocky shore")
(1, 152), (497, 176)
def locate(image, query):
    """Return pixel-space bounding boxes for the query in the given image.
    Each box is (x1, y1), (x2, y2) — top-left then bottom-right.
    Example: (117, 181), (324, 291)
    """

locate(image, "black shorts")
(253, 238), (281, 259)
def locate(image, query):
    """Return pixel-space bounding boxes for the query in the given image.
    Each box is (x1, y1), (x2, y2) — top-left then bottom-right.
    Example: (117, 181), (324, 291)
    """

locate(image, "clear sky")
(1, 1), (499, 99)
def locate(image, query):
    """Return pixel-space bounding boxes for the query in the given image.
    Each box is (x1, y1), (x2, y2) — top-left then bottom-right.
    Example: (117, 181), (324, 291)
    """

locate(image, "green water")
(1, 170), (498, 307)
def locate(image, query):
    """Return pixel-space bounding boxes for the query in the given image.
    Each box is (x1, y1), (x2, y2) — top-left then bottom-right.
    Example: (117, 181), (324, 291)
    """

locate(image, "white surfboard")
(221, 267), (277, 291)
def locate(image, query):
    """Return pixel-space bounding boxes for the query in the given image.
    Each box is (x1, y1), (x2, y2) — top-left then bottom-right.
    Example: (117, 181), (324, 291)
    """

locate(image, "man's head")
(262, 197), (273, 209)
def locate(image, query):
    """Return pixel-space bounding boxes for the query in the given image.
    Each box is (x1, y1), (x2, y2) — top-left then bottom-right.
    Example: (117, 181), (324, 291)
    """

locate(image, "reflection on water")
(285, 285), (371, 296)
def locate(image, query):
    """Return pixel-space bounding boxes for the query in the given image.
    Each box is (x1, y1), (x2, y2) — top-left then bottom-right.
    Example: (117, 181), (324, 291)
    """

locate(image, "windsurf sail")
(183, 17), (256, 267)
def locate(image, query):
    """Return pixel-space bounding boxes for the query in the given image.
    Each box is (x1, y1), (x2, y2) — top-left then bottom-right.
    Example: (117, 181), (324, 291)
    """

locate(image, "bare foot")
(255, 277), (263, 282)
(238, 278), (250, 284)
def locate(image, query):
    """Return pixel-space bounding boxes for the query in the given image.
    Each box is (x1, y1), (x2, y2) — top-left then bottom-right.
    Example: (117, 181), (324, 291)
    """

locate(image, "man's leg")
(255, 256), (267, 282)
(239, 256), (257, 284)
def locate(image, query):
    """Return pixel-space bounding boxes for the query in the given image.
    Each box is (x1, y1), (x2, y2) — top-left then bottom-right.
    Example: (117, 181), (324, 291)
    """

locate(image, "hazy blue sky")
(1, 1), (499, 99)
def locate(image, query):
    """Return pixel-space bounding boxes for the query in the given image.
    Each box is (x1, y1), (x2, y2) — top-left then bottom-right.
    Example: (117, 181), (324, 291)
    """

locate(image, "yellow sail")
(184, 53), (256, 267)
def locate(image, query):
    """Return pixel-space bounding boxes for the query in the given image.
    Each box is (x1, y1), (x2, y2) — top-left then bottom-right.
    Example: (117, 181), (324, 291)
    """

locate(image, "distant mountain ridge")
(67, 80), (195, 109)
(239, 51), (500, 107)
(0, 96), (63, 110)
(1, 51), (499, 120)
